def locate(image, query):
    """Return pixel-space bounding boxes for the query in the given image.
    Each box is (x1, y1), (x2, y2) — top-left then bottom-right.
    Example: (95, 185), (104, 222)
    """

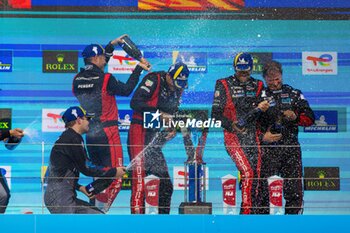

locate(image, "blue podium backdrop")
(0, 215), (349, 233)
(0, 3), (350, 218)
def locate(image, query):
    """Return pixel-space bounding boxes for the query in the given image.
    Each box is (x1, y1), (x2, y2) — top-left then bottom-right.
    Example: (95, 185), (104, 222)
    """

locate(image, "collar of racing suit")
(81, 62), (103, 74)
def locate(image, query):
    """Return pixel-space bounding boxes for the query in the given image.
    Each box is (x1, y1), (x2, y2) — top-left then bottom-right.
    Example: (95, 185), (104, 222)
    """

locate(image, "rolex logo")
(304, 167), (340, 191)
(317, 171), (326, 179)
(56, 54), (64, 63)
(43, 51), (78, 73)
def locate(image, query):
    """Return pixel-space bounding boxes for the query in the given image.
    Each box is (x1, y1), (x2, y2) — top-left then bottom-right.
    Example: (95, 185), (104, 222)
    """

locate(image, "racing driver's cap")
(168, 62), (190, 89)
(233, 52), (253, 71)
(82, 44), (105, 58)
(62, 106), (94, 124)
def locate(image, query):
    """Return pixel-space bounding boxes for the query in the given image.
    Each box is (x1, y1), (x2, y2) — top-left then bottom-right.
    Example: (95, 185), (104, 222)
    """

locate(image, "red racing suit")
(211, 75), (264, 214)
(73, 62), (143, 212)
(128, 71), (181, 214)
(258, 84), (314, 214)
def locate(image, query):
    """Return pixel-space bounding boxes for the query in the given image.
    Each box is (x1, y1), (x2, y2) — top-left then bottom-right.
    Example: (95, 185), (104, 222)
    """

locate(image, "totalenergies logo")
(112, 54), (137, 65)
(47, 112), (63, 123)
(306, 54), (333, 66)
(42, 108), (66, 132)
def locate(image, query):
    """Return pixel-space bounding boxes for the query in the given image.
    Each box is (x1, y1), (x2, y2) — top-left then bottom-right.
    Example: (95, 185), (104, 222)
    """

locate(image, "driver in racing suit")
(211, 53), (269, 214)
(258, 60), (314, 214)
(0, 128), (24, 213)
(127, 62), (189, 214)
(72, 36), (150, 212)
(44, 106), (126, 214)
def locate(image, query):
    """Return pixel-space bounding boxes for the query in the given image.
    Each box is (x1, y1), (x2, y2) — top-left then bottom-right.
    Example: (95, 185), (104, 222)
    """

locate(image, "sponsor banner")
(268, 176), (283, 207)
(304, 110), (338, 133)
(302, 52), (337, 75)
(0, 166), (12, 189)
(304, 167), (340, 191)
(173, 166), (209, 191)
(42, 108), (65, 132)
(42, 51), (78, 73)
(0, 109), (12, 130)
(268, 176), (283, 215)
(139, 0), (244, 11)
(0, 51), (13, 72)
(108, 50), (141, 74)
(250, 52), (273, 74)
(118, 110), (132, 131)
(221, 175), (237, 208)
(173, 51), (207, 73)
(144, 175), (160, 213)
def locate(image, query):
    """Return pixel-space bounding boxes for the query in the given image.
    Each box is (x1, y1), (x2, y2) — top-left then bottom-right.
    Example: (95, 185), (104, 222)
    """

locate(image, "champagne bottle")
(85, 183), (95, 194)
(85, 179), (114, 195)
(118, 35), (143, 61)
(236, 108), (262, 129)
(270, 115), (283, 134)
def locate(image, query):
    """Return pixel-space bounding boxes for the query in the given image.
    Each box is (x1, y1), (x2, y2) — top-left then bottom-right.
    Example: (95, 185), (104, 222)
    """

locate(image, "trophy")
(179, 126), (212, 214)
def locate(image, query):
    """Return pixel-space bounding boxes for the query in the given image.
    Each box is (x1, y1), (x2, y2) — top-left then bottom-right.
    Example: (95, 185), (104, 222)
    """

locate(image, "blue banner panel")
(0, 51), (13, 72)
(245, 0), (350, 8)
(0, 215), (349, 233)
(32, 0), (137, 7)
(305, 110), (338, 133)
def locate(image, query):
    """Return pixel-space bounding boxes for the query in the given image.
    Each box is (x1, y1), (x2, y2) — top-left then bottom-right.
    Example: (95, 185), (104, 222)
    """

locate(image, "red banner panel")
(8, 0), (31, 9)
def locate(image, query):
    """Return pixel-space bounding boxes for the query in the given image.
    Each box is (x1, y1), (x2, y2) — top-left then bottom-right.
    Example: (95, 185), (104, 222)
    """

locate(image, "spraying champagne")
(118, 35), (151, 68)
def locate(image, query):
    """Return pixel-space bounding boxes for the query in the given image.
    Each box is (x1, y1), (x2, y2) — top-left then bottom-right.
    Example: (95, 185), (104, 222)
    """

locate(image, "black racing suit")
(127, 71), (181, 214)
(44, 128), (117, 214)
(73, 47), (144, 211)
(0, 130), (11, 213)
(211, 75), (265, 214)
(258, 84), (314, 214)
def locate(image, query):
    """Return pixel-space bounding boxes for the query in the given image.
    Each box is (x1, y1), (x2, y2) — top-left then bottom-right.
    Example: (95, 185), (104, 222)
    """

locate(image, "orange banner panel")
(139, 0), (244, 11)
